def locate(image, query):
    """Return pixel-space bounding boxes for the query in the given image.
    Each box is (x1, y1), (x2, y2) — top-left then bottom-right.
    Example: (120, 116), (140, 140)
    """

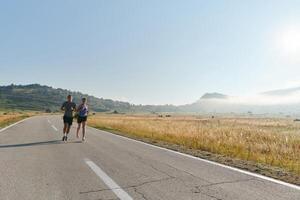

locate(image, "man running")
(61, 95), (76, 142)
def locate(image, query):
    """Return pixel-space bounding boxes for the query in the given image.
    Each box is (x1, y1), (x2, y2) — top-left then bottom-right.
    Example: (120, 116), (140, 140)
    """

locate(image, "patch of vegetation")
(0, 112), (32, 128)
(0, 84), (179, 113)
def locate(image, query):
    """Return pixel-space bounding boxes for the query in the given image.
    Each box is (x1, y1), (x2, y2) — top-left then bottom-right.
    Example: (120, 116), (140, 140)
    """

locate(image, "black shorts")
(63, 116), (73, 126)
(77, 116), (87, 123)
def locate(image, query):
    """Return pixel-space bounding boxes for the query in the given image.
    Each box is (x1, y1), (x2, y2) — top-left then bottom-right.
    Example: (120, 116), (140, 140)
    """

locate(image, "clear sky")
(1, 0), (300, 105)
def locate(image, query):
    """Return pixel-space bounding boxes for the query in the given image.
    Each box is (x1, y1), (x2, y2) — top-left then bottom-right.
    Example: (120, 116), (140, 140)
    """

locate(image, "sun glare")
(276, 26), (300, 62)
(282, 29), (300, 53)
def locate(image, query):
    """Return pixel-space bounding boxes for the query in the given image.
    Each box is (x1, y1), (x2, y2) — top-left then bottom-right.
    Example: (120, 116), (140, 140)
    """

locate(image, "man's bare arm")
(61, 103), (65, 111)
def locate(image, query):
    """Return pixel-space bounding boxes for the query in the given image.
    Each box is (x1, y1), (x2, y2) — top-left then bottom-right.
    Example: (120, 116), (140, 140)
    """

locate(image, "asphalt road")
(0, 115), (299, 200)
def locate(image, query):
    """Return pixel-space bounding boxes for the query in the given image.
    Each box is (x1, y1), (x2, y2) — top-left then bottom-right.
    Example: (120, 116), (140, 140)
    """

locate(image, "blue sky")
(1, 0), (300, 105)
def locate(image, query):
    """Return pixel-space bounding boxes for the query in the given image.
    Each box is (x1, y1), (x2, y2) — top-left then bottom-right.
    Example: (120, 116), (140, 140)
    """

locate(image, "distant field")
(0, 111), (33, 128)
(89, 114), (300, 183)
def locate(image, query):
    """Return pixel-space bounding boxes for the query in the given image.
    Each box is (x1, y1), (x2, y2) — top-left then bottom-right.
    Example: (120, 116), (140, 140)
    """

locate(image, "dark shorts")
(63, 116), (73, 126)
(77, 116), (87, 123)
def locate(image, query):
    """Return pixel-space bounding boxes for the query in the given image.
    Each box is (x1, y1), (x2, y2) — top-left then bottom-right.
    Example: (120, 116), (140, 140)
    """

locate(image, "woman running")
(76, 97), (89, 142)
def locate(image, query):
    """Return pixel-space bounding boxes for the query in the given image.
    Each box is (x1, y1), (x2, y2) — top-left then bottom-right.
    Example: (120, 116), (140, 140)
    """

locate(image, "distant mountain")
(200, 93), (228, 100)
(2, 84), (300, 115)
(180, 87), (300, 115)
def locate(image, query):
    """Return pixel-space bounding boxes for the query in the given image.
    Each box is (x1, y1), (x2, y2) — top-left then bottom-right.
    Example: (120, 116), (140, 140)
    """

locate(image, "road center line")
(47, 119), (51, 124)
(84, 158), (133, 200)
(51, 125), (58, 131)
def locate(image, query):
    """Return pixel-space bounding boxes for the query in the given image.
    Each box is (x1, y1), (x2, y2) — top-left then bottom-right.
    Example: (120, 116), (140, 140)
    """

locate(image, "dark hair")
(67, 94), (72, 98)
(82, 97), (87, 102)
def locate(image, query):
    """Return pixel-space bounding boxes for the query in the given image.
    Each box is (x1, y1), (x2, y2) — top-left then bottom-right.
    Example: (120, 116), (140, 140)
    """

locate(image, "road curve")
(0, 115), (299, 200)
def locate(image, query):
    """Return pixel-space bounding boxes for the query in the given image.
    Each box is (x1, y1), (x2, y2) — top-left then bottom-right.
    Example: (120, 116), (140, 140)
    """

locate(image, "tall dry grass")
(89, 114), (300, 175)
(0, 112), (32, 128)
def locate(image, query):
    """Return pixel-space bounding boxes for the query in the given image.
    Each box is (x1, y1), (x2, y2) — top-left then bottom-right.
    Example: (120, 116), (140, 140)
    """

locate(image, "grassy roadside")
(0, 111), (34, 129)
(89, 114), (300, 185)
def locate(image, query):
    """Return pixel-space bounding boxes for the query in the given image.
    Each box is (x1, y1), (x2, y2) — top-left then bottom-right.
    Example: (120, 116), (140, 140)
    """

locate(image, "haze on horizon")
(1, 0), (300, 105)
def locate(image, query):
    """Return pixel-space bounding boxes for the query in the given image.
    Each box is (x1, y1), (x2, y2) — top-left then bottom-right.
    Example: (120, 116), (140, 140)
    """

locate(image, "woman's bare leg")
(76, 123), (81, 138)
(82, 121), (86, 140)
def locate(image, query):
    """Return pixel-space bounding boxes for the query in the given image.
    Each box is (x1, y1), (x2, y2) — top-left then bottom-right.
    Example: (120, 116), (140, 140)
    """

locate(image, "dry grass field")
(89, 114), (300, 177)
(0, 112), (33, 128)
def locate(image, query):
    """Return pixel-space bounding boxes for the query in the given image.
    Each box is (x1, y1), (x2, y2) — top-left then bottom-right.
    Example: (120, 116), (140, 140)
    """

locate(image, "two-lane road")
(0, 115), (299, 200)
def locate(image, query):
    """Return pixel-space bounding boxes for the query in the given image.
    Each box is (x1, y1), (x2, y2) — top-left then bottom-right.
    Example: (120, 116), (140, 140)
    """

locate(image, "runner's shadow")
(0, 140), (62, 148)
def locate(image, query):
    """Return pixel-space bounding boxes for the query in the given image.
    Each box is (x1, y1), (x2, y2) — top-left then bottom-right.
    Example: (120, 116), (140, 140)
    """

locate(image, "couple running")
(61, 95), (88, 142)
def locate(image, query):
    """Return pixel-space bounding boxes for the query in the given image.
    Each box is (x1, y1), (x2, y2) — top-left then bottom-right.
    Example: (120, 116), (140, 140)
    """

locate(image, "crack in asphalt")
(126, 150), (176, 179)
(192, 186), (223, 200)
(189, 178), (256, 200)
(200, 178), (255, 188)
(202, 192), (223, 200)
(162, 161), (211, 183)
(106, 145), (217, 186)
(82, 176), (262, 200)
(126, 149), (214, 185)
(95, 198), (119, 200)
(133, 187), (148, 200)
(79, 176), (175, 195)
(83, 149), (258, 200)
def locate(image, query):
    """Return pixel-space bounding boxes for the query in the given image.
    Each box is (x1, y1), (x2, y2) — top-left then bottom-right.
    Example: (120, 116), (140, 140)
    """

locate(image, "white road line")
(0, 117), (31, 133)
(47, 119), (51, 124)
(89, 126), (300, 191)
(85, 159), (133, 200)
(51, 125), (58, 131)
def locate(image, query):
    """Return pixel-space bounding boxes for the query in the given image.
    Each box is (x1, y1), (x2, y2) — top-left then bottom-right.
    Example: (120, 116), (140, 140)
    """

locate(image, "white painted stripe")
(85, 159), (133, 200)
(51, 125), (58, 131)
(0, 117), (31, 133)
(47, 119), (51, 124)
(89, 126), (300, 191)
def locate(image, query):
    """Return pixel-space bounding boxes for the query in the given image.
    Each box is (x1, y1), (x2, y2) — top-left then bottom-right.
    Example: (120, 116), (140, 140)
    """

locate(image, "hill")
(0, 84), (132, 112)
(2, 84), (300, 115)
(0, 84), (178, 113)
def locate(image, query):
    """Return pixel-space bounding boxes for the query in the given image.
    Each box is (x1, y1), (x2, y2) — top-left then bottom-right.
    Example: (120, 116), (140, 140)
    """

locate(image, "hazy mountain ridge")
(1, 84), (300, 115)
(0, 84), (132, 112)
(181, 87), (300, 115)
(261, 87), (300, 96)
(0, 84), (178, 113)
(199, 92), (228, 100)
